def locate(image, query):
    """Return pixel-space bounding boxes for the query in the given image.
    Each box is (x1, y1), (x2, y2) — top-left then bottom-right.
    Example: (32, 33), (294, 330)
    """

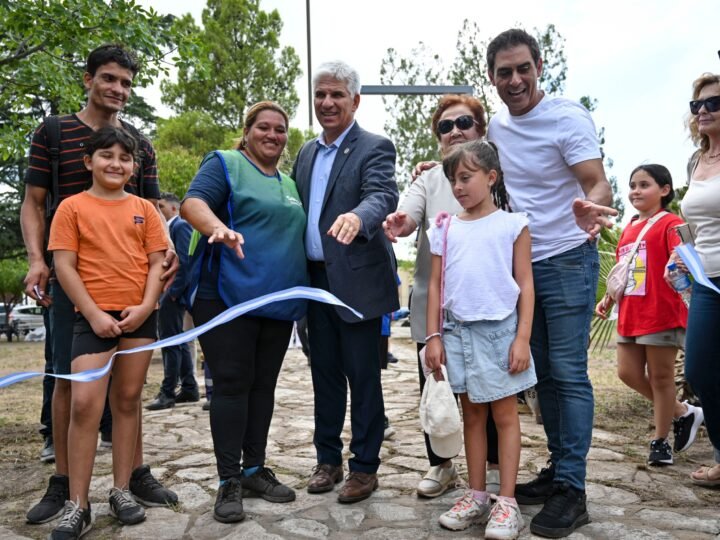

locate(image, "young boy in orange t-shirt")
(48, 126), (167, 537)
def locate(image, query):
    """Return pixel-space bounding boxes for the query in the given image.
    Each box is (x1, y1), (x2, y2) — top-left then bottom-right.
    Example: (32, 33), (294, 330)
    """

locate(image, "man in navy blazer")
(292, 60), (399, 503)
(147, 193), (200, 410)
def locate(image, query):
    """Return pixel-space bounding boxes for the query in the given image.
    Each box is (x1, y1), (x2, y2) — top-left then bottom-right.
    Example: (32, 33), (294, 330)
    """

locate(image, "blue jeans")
(531, 241), (599, 491)
(685, 277), (720, 459)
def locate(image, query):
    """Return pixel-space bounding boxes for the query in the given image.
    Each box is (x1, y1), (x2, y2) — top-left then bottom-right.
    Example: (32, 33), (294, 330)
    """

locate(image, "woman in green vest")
(182, 101), (308, 524)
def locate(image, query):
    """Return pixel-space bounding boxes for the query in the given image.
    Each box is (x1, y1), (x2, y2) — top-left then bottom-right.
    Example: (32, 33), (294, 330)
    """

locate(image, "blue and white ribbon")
(0, 287), (362, 389)
(676, 244), (720, 295)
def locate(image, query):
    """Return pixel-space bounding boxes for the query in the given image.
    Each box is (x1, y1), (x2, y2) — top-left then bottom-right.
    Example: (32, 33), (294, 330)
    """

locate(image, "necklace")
(704, 150), (720, 163)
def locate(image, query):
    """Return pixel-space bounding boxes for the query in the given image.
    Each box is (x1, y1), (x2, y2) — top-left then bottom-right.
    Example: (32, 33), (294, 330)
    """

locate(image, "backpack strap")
(44, 115), (61, 218)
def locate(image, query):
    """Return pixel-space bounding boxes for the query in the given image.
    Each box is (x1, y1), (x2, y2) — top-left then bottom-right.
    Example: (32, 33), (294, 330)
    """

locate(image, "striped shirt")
(24, 114), (160, 209)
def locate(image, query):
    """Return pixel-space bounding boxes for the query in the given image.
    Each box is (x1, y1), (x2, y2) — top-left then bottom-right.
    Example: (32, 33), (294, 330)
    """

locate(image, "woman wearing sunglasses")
(669, 73), (720, 487)
(383, 95), (501, 500)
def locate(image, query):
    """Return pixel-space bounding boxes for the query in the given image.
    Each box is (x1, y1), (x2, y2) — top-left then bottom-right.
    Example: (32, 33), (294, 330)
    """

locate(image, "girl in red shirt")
(596, 164), (703, 466)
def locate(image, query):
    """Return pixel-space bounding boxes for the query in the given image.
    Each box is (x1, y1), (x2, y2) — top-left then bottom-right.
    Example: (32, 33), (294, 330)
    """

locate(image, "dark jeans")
(685, 278), (720, 456)
(192, 298), (291, 479)
(159, 294), (198, 399)
(531, 241), (598, 491)
(308, 265), (385, 474)
(40, 307), (53, 439)
(416, 343), (499, 466)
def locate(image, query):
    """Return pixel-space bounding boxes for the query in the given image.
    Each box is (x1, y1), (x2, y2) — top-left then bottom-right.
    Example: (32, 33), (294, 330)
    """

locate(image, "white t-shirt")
(428, 210), (529, 321)
(488, 95), (601, 262)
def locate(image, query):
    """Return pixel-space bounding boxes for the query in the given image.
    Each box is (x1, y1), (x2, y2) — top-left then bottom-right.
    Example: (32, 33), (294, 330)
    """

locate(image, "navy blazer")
(292, 122), (400, 322)
(166, 216), (193, 305)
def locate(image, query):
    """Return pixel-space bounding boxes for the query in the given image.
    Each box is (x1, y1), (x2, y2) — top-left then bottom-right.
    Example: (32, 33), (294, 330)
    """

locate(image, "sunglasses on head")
(690, 95), (720, 115)
(437, 115), (479, 135)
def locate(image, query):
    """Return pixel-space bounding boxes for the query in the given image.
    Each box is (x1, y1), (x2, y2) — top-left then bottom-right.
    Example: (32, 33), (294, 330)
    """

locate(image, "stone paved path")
(2, 331), (719, 539)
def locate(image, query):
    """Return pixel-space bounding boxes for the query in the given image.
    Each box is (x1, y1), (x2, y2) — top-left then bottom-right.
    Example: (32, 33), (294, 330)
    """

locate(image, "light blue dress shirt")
(305, 122), (355, 261)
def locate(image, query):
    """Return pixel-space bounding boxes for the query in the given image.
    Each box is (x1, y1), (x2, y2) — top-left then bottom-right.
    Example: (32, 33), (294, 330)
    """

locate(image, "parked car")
(10, 305), (44, 335)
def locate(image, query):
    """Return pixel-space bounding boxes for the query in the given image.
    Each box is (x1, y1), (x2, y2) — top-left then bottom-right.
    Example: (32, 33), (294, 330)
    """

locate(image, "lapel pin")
(344, 148), (349, 155)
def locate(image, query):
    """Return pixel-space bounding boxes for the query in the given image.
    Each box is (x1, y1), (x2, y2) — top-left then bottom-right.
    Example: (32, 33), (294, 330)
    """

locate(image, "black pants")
(192, 298), (292, 480)
(416, 343), (499, 466)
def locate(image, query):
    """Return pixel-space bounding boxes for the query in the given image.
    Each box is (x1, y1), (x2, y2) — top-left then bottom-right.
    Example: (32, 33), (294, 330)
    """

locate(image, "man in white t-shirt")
(486, 28), (615, 538)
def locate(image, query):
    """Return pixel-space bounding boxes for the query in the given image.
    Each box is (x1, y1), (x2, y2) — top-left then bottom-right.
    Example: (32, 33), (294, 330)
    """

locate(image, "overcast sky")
(138, 0), (719, 224)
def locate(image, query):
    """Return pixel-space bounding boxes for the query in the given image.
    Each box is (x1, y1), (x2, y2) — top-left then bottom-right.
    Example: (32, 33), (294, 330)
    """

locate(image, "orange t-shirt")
(48, 191), (168, 311)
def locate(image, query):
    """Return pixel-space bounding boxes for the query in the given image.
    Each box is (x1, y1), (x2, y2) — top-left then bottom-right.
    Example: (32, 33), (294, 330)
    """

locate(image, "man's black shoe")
(530, 482), (590, 538)
(26, 474), (69, 524)
(175, 390), (200, 404)
(145, 393), (175, 411)
(515, 463), (555, 504)
(214, 477), (245, 523)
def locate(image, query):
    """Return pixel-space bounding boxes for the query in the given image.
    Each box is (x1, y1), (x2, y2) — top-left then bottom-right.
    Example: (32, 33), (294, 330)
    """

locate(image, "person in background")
(146, 193), (200, 411)
(596, 165), (702, 466)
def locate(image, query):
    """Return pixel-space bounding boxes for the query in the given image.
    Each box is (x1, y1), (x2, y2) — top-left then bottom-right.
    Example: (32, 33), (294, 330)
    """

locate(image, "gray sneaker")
(241, 467), (296, 502)
(40, 437), (55, 463)
(214, 477), (245, 523)
(109, 487), (146, 525)
(129, 464), (178, 507)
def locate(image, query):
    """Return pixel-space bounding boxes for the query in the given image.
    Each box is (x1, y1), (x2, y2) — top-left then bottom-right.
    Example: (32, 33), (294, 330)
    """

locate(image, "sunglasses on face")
(437, 115), (479, 135)
(689, 95), (720, 115)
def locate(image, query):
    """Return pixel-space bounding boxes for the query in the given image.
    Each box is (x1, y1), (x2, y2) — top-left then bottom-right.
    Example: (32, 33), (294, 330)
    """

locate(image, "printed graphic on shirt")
(619, 241), (647, 296)
(134, 215), (145, 224)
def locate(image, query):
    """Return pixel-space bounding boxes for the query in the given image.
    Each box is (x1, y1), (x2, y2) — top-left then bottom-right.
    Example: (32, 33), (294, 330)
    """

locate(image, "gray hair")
(312, 61), (361, 98)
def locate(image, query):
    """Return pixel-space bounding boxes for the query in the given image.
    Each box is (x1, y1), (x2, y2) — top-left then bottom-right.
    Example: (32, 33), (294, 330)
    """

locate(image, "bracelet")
(425, 332), (442, 342)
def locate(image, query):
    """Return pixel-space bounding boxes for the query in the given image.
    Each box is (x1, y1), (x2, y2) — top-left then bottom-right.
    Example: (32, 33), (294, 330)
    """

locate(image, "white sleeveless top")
(682, 175), (720, 277)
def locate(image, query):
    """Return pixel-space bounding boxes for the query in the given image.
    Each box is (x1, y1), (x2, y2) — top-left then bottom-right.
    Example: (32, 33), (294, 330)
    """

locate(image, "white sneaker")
(438, 491), (491, 530)
(484, 498), (524, 539)
(417, 463), (457, 498)
(486, 468), (501, 495)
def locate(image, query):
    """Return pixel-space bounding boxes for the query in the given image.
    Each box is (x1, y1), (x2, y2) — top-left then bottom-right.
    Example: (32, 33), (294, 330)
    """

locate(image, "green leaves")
(160, 0), (302, 130)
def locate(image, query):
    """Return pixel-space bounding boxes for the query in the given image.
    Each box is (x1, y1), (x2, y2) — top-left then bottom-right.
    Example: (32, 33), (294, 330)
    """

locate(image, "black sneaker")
(214, 477), (245, 523)
(648, 438), (673, 466)
(515, 463), (555, 504)
(202, 400), (211, 411)
(109, 487), (145, 525)
(673, 402), (704, 453)
(530, 482), (590, 538)
(241, 467), (296, 502)
(145, 393), (175, 411)
(99, 431), (112, 450)
(40, 437), (56, 463)
(49, 500), (93, 539)
(129, 464), (178, 507)
(175, 390), (200, 403)
(26, 474), (69, 524)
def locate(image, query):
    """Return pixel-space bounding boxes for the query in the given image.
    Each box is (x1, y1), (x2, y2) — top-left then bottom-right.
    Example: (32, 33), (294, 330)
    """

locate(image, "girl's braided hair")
(441, 139), (511, 211)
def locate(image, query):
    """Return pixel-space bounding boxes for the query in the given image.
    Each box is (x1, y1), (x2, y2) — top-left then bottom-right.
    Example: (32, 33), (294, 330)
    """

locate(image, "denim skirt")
(442, 309), (537, 403)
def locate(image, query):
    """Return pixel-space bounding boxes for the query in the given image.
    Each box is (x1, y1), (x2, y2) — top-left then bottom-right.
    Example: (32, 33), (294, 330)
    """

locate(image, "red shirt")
(616, 211), (688, 337)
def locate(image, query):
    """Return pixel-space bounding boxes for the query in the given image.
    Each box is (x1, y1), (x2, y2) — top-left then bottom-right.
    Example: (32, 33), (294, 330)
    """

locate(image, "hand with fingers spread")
(209, 225), (245, 258)
(383, 211), (415, 243)
(572, 198), (617, 239)
(327, 212), (361, 245)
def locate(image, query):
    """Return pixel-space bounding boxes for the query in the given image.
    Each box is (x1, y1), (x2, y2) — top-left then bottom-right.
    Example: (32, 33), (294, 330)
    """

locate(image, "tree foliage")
(160, 0), (302, 130)
(0, 257), (28, 311)
(0, 0), (187, 160)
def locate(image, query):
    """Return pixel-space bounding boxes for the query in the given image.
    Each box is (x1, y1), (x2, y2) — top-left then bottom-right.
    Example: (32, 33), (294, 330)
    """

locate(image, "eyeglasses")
(689, 95), (720, 115)
(437, 115), (479, 135)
